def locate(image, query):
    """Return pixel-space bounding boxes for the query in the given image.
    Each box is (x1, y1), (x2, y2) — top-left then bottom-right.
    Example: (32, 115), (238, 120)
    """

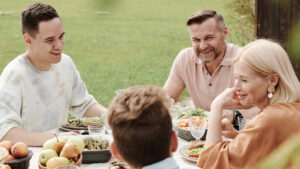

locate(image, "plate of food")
(63, 117), (103, 129)
(59, 126), (89, 134)
(179, 140), (205, 163)
(174, 108), (208, 141)
(108, 160), (129, 169)
(58, 135), (111, 164)
(59, 117), (103, 134)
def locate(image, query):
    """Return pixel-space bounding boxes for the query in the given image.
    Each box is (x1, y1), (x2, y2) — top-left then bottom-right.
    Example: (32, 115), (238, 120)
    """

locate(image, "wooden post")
(255, 0), (300, 79)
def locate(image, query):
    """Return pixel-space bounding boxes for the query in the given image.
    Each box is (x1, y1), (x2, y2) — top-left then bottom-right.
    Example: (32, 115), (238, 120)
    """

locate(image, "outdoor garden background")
(0, 0), (274, 107)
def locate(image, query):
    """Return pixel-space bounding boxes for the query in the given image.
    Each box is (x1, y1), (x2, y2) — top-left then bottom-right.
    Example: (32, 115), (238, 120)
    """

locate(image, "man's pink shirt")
(168, 43), (241, 110)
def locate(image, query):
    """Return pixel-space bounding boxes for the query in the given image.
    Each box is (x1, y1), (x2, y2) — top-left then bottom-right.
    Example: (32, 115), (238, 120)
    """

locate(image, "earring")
(267, 86), (275, 99)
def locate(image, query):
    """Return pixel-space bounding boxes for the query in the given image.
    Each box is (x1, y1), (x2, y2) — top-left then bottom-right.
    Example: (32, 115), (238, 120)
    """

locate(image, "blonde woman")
(197, 39), (300, 169)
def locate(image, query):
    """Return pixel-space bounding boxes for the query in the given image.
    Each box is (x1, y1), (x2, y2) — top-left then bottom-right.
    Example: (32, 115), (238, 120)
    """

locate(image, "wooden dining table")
(28, 136), (197, 169)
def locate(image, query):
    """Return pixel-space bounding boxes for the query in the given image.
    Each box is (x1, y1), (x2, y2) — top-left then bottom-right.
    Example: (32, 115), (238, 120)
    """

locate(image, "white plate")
(179, 145), (198, 163)
(59, 125), (89, 134)
(58, 134), (112, 143)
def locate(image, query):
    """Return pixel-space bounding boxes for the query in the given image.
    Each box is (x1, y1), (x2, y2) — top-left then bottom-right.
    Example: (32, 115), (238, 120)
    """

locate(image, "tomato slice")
(188, 154), (199, 158)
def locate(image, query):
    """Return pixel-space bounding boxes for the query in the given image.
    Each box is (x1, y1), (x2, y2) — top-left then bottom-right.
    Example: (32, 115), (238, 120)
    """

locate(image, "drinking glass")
(170, 104), (194, 120)
(169, 103), (180, 122)
(237, 117), (250, 130)
(88, 124), (103, 137)
(102, 112), (111, 134)
(188, 117), (206, 140)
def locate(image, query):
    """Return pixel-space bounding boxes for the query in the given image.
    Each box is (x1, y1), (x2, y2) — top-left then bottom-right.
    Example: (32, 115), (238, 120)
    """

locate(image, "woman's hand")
(206, 88), (243, 147)
(212, 88), (246, 110)
(221, 118), (238, 139)
(222, 110), (234, 122)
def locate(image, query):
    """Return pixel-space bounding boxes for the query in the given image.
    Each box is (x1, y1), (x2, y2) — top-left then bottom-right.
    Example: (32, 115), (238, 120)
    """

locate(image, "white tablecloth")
(28, 137), (196, 169)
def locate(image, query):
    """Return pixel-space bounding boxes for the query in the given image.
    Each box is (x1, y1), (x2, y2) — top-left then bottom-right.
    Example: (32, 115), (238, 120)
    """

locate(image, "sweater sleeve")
(0, 68), (22, 139)
(68, 59), (97, 117)
(197, 111), (281, 169)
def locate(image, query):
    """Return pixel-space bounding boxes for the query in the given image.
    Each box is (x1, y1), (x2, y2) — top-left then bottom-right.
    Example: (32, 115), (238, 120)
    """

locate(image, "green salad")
(186, 146), (205, 157)
(179, 108), (206, 118)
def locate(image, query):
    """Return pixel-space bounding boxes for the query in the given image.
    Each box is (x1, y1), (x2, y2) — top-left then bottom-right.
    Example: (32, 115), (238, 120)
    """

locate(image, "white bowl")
(55, 165), (80, 169)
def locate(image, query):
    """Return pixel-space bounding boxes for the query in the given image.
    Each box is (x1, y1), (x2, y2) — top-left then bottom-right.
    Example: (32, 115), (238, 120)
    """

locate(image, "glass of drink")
(188, 117), (206, 140)
(237, 117), (250, 130)
(169, 103), (180, 122)
(88, 124), (103, 138)
(102, 112), (111, 134)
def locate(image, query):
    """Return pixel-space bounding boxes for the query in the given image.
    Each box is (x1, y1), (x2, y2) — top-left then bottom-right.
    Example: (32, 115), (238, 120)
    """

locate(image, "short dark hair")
(21, 3), (59, 37)
(108, 85), (172, 168)
(187, 9), (224, 28)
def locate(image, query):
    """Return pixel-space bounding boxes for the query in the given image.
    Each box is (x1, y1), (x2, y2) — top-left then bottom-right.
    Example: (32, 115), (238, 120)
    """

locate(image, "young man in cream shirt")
(0, 3), (107, 146)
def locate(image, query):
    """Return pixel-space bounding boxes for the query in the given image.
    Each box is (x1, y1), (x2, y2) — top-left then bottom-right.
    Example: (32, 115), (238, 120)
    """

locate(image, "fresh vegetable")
(178, 120), (189, 128)
(191, 108), (206, 116)
(83, 137), (109, 150)
(179, 108), (206, 118)
(188, 154), (200, 158)
(186, 146), (205, 158)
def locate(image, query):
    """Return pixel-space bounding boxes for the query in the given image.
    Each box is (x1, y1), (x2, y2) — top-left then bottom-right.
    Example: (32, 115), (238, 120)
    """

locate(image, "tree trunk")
(255, 0), (300, 80)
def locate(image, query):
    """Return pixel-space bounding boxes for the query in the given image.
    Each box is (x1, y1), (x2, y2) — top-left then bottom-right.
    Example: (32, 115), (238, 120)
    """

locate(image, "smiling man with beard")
(164, 9), (241, 111)
(0, 3), (107, 146)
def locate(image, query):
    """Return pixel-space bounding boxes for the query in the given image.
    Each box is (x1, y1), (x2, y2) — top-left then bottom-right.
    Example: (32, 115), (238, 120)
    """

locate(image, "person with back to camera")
(0, 2), (107, 146)
(108, 85), (200, 169)
(197, 39), (300, 169)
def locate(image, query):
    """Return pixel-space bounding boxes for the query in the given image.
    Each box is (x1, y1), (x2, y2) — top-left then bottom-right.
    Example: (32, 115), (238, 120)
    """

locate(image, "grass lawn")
(0, 0), (251, 107)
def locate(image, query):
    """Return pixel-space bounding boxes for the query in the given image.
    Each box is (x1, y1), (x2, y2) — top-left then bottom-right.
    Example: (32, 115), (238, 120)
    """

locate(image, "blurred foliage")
(90, 0), (124, 11)
(289, 22), (300, 60)
(225, 0), (300, 79)
(256, 131), (300, 169)
(288, 21), (300, 79)
(225, 0), (255, 46)
(93, 0), (119, 7)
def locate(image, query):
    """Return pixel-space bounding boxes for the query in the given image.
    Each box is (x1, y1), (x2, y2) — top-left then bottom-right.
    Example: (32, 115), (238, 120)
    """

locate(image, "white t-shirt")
(0, 53), (97, 139)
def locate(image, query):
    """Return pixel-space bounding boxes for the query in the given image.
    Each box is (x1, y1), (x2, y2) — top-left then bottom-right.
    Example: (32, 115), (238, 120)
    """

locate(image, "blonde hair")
(233, 39), (300, 104)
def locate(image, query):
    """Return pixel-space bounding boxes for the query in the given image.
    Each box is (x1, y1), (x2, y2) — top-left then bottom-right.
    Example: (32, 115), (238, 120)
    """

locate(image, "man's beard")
(197, 47), (220, 63)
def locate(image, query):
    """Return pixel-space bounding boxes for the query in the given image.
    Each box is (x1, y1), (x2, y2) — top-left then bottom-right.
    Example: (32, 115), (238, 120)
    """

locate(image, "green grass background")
(0, 0), (250, 107)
